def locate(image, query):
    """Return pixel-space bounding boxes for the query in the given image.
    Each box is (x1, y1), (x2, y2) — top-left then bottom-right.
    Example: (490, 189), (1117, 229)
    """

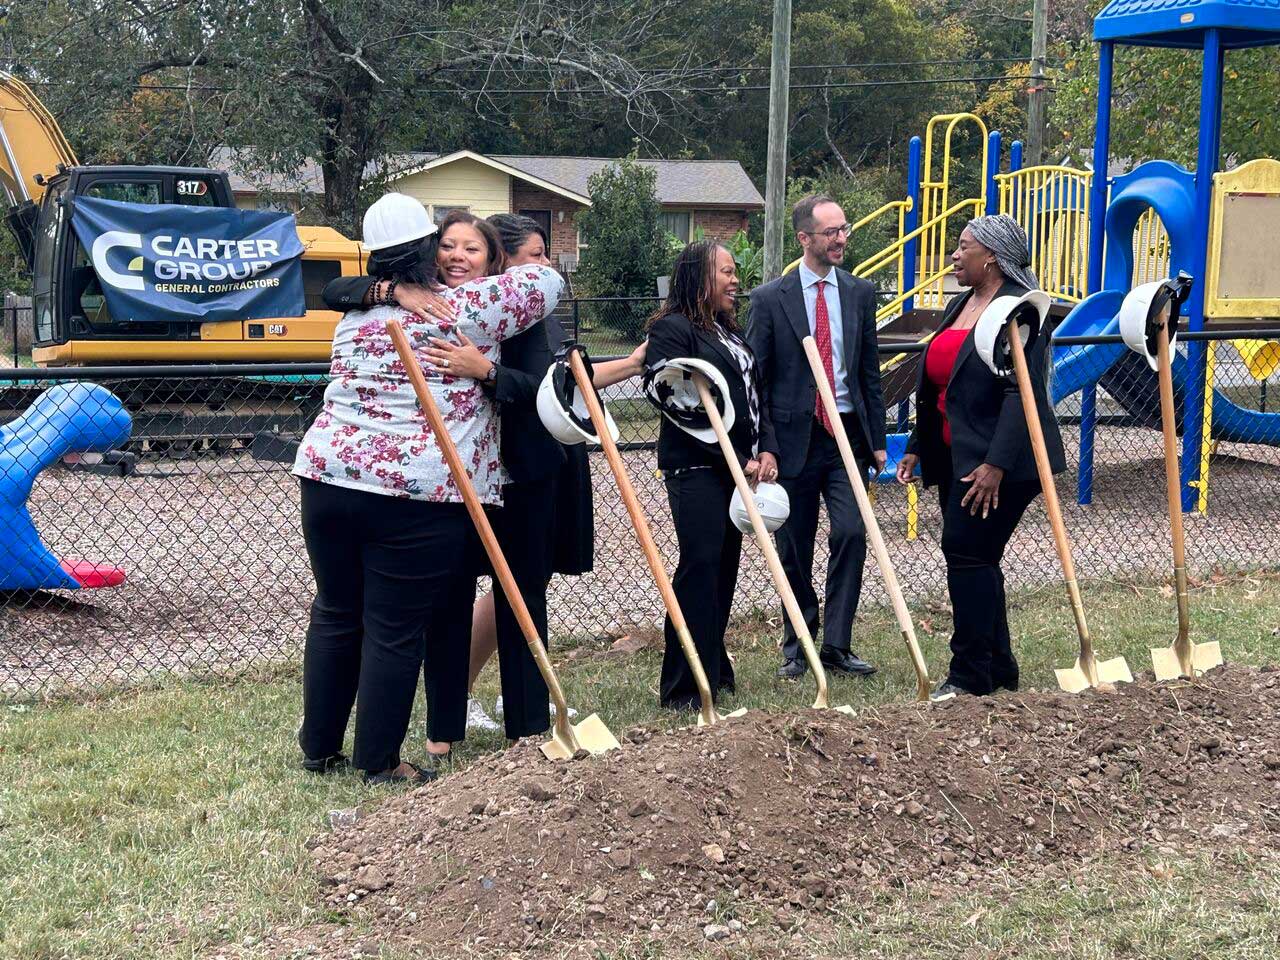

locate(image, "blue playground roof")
(1094, 0), (1280, 48)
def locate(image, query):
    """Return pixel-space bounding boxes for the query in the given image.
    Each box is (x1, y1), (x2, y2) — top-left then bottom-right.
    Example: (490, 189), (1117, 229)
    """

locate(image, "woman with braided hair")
(896, 215), (1066, 700)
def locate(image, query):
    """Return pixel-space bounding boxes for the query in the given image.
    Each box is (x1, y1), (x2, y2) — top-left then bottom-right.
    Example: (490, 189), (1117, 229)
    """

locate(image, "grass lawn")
(3, 573), (1280, 959)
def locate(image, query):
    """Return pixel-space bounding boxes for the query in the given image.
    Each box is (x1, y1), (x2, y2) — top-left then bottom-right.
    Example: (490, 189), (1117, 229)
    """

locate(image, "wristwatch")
(484, 363), (498, 384)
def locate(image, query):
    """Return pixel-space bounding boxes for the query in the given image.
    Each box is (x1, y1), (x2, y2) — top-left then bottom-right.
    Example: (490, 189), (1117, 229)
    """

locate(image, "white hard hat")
(1119, 274), (1193, 371)
(973, 289), (1050, 377)
(643, 357), (735, 444)
(536, 359), (620, 445)
(362, 193), (438, 251)
(729, 481), (790, 534)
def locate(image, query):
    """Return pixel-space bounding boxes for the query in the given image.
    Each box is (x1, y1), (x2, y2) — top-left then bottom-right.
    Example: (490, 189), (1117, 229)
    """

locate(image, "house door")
(518, 209), (553, 245)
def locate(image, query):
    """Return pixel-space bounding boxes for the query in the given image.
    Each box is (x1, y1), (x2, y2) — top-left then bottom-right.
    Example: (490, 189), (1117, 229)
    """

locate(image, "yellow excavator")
(1, 71), (362, 366)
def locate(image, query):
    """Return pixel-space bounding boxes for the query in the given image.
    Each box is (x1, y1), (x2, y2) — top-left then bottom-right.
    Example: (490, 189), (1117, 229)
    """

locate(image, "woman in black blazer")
(896, 215), (1065, 699)
(645, 240), (779, 709)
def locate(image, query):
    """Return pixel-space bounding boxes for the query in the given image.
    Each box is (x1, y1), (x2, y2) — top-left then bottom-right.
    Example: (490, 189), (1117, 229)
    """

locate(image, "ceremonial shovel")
(1132, 277), (1224, 680)
(987, 299), (1132, 693)
(690, 373), (850, 714)
(565, 348), (742, 726)
(387, 320), (619, 760)
(801, 336), (938, 702)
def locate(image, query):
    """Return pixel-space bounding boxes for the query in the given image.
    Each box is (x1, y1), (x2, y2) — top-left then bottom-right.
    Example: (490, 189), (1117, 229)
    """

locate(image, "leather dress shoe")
(819, 645), (877, 676)
(776, 657), (808, 679)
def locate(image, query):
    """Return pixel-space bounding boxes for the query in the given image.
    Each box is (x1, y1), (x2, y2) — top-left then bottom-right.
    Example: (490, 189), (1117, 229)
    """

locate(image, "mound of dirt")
(269, 668), (1280, 958)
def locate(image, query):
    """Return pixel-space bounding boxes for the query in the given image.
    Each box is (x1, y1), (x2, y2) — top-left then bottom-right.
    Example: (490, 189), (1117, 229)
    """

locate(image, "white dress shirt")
(798, 261), (851, 412)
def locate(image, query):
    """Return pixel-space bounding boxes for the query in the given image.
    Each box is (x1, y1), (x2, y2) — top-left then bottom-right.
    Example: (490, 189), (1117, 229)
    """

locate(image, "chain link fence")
(3, 310), (1279, 698)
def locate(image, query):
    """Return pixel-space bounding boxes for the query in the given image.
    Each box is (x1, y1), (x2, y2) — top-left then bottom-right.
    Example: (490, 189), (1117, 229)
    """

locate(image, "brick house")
(219, 148), (763, 275)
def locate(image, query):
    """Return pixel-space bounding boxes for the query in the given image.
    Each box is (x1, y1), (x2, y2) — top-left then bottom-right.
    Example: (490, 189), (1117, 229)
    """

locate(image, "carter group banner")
(70, 196), (306, 323)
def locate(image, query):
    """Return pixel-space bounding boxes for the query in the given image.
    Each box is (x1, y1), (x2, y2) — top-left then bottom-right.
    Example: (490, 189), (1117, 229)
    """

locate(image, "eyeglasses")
(804, 224), (852, 240)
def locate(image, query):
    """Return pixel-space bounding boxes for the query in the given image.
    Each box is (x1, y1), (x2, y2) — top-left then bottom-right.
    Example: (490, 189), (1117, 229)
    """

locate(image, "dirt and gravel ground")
(3, 426), (1279, 696)
(227, 665), (1280, 959)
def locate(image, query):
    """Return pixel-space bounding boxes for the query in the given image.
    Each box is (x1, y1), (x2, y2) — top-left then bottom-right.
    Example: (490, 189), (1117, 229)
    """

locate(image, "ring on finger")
(442, 359), (451, 368)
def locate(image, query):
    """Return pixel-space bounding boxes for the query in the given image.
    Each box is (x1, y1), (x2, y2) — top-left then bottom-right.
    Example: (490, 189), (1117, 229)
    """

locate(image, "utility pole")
(762, 0), (792, 282)
(1027, 0), (1048, 166)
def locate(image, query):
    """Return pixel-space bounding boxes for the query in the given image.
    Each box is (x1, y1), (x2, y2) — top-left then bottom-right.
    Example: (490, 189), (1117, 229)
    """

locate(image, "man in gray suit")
(746, 194), (887, 679)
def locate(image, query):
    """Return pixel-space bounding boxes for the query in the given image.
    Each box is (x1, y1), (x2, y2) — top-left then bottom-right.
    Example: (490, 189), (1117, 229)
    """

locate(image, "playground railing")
(996, 165), (1092, 303)
(3, 326), (1279, 699)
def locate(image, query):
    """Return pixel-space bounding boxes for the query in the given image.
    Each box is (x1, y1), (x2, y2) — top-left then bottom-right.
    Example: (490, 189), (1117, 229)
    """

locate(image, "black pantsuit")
(936, 468), (1041, 694)
(661, 467), (740, 707)
(905, 280), (1066, 695)
(645, 310), (777, 710)
(297, 479), (475, 773)
(776, 420), (870, 658)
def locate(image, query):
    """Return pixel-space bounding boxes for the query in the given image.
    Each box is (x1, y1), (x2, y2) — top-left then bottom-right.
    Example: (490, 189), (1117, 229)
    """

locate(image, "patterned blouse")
(293, 265), (564, 505)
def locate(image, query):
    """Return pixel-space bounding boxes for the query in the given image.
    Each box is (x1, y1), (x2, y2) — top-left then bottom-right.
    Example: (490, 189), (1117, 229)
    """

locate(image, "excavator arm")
(0, 71), (78, 207)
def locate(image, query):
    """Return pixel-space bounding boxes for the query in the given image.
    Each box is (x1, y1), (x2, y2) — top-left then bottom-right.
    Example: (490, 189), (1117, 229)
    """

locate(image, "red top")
(924, 328), (970, 446)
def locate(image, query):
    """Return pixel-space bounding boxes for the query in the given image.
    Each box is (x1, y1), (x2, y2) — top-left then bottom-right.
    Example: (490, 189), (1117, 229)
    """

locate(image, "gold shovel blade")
(1055, 655), (1133, 693)
(833, 704), (856, 716)
(696, 707), (748, 727)
(1151, 641), (1224, 681)
(540, 713), (620, 761)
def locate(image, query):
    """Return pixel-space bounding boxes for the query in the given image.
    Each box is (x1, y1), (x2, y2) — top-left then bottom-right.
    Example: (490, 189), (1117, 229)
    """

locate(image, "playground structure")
(833, 0), (1280, 519)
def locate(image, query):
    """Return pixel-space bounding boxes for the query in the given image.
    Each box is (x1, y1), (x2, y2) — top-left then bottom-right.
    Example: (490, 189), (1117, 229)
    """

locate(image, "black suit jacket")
(645, 311), (778, 472)
(745, 268), (887, 479)
(905, 280), (1067, 488)
(322, 276), (566, 485)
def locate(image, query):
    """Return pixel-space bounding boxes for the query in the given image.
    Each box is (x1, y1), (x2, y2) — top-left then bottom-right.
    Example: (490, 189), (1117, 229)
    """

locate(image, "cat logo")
(268, 323), (288, 336)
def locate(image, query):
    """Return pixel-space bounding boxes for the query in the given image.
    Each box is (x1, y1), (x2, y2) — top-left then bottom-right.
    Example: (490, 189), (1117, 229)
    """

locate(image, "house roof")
(213, 147), (764, 210)
(1094, 0), (1280, 48)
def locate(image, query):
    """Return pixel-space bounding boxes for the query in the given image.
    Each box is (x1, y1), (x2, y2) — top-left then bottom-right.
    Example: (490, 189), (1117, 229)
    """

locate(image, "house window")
(432, 205), (469, 225)
(659, 210), (692, 242)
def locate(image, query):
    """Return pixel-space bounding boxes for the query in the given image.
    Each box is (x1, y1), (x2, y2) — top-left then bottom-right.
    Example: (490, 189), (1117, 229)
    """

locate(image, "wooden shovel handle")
(1005, 324), (1095, 671)
(690, 374), (830, 710)
(801, 337), (932, 701)
(1154, 318), (1192, 657)
(385, 320), (575, 736)
(565, 350), (719, 722)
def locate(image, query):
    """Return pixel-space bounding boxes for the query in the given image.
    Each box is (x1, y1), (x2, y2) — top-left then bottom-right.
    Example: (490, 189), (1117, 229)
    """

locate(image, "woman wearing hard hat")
(643, 239), (779, 710)
(895, 215), (1065, 700)
(293, 194), (564, 785)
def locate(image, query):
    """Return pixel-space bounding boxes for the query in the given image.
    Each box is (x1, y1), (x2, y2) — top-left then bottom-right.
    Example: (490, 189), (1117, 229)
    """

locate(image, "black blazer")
(905, 281), (1067, 488)
(745, 268), (887, 479)
(323, 276), (566, 485)
(645, 311), (778, 473)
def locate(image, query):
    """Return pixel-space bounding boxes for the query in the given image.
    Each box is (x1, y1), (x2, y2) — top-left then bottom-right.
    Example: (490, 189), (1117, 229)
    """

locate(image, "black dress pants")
(661, 467), (739, 708)
(776, 420), (869, 658)
(297, 479), (475, 773)
(487, 475), (557, 740)
(937, 468), (1041, 695)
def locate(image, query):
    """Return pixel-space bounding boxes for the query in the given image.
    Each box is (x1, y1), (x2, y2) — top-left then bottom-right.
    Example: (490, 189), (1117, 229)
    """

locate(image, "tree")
(1052, 37), (1280, 170)
(575, 157), (668, 298)
(3, 0), (710, 233)
(573, 157), (669, 337)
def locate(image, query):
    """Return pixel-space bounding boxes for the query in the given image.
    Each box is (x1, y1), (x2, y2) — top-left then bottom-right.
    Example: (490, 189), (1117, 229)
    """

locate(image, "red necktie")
(813, 279), (836, 435)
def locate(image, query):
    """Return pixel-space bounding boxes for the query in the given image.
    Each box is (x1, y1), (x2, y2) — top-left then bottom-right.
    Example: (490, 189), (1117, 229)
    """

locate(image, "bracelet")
(381, 279), (399, 307)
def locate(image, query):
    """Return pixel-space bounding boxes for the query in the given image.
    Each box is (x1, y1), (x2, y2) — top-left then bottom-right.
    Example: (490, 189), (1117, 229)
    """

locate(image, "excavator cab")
(25, 166), (233, 354)
(2, 71), (361, 366)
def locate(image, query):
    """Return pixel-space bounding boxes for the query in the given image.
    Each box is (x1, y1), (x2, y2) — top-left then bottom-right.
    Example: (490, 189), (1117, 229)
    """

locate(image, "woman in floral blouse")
(293, 194), (563, 785)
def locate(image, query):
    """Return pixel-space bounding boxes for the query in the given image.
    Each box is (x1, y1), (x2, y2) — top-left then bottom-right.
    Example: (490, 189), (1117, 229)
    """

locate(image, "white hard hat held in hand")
(363, 193), (438, 251)
(536, 359), (620, 445)
(973, 289), (1050, 377)
(729, 481), (791, 534)
(643, 357), (736, 444)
